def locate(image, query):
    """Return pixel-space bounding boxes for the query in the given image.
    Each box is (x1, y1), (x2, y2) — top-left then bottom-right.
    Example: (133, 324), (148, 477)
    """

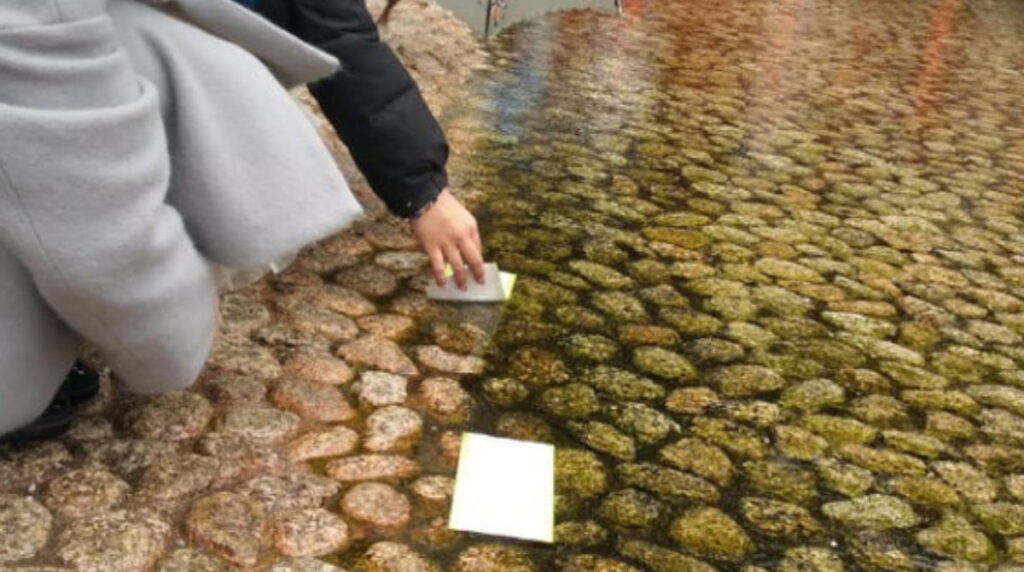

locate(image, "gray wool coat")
(0, 0), (364, 433)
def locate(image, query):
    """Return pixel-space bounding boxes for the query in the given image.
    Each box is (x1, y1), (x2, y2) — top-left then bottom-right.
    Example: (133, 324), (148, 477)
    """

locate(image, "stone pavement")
(0, 2), (490, 571)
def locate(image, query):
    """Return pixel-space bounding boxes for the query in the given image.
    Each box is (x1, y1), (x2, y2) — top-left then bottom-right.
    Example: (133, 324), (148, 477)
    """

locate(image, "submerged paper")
(425, 262), (517, 302)
(449, 433), (555, 543)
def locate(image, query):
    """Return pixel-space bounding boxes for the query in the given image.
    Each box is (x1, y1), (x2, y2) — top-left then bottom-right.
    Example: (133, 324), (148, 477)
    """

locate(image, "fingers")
(444, 244), (468, 290)
(427, 246), (446, 287)
(461, 235), (486, 284)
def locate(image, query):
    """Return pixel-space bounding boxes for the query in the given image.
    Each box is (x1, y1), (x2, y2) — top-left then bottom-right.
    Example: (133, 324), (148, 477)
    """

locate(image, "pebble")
(282, 348), (355, 385)
(359, 541), (439, 572)
(341, 483), (411, 532)
(126, 391), (213, 441)
(337, 336), (418, 375)
(417, 377), (473, 424)
(352, 371), (409, 408)
(326, 455), (421, 482)
(57, 509), (171, 571)
(270, 378), (356, 422)
(271, 508), (350, 557)
(287, 425), (361, 462)
(0, 495), (52, 562)
(44, 466), (130, 519)
(185, 493), (264, 568)
(358, 314), (417, 340)
(217, 405), (300, 444)
(364, 406), (423, 452)
(415, 345), (487, 375)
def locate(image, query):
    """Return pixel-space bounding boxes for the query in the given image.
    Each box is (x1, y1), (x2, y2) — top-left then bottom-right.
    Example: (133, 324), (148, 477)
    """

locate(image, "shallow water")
(438, 0), (1024, 569)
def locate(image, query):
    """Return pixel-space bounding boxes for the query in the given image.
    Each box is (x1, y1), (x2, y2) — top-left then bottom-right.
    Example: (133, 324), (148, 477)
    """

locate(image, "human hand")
(409, 189), (484, 290)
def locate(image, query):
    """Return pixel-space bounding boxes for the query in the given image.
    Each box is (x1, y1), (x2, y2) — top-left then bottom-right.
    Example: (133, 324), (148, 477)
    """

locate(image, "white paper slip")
(425, 262), (517, 302)
(448, 432), (555, 543)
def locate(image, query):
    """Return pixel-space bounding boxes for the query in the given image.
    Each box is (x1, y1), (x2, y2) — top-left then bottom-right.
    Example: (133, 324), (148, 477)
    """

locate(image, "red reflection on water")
(760, 0), (803, 99)
(914, 0), (963, 114)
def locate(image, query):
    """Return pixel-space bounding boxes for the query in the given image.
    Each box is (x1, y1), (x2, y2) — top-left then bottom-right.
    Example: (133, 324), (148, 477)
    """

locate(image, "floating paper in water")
(425, 263), (516, 302)
(448, 432), (555, 543)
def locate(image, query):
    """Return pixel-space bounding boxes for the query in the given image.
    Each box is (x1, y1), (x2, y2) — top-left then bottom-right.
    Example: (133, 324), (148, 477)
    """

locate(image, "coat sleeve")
(0, 8), (219, 393)
(256, 0), (450, 218)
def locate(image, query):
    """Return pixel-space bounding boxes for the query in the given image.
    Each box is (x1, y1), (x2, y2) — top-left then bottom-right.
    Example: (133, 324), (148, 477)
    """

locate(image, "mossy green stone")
(888, 476), (960, 508)
(822, 495), (919, 530)
(583, 366), (665, 401)
(815, 459), (874, 497)
(482, 377), (530, 407)
(744, 460), (818, 505)
(837, 444), (927, 475)
(555, 521), (607, 546)
(616, 463), (719, 503)
(659, 438), (733, 486)
(597, 488), (662, 527)
(566, 421), (636, 461)
(569, 260), (635, 290)
(605, 402), (679, 444)
(592, 291), (650, 323)
(564, 334), (619, 362)
(541, 383), (600, 419)
(915, 513), (996, 563)
(633, 347), (697, 381)
(555, 449), (608, 500)
(740, 497), (824, 540)
(616, 540), (715, 572)
(507, 347), (571, 388)
(971, 502), (1024, 535)
(800, 414), (878, 446)
(660, 309), (723, 335)
(780, 379), (846, 412)
(692, 417), (767, 459)
(669, 507), (753, 563)
(711, 365), (785, 397)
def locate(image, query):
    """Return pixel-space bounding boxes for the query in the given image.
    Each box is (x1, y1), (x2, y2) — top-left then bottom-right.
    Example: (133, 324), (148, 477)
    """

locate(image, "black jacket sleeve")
(256, 0), (449, 218)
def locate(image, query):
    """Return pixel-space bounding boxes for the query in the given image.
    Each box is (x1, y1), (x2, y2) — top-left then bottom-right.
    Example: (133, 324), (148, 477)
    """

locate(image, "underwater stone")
(780, 379), (846, 412)
(583, 366), (666, 401)
(915, 513), (996, 564)
(669, 507), (753, 563)
(597, 488), (662, 528)
(711, 365), (785, 397)
(659, 438), (733, 486)
(616, 540), (715, 572)
(566, 421), (636, 460)
(815, 459), (874, 498)
(822, 495), (919, 530)
(633, 346), (697, 381)
(617, 463), (719, 503)
(555, 449), (608, 501)
(740, 497), (824, 540)
(605, 402), (679, 444)
(774, 425), (829, 461)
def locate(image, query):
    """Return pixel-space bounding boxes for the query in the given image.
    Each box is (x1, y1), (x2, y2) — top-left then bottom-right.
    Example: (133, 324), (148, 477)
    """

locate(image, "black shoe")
(1, 391), (74, 443)
(62, 360), (100, 406)
(1, 361), (98, 444)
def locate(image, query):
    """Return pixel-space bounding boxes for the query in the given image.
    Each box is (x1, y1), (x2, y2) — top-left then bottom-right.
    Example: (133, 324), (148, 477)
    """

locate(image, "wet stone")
(592, 291), (649, 322)
(711, 365), (785, 397)
(616, 540), (715, 572)
(496, 413), (554, 443)
(916, 513), (996, 563)
(779, 547), (843, 572)
(556, 449), (609, 501)
(341, 483), (411, 533)
(352, 371), (408, 409)
(934, 461), (998, 502)
(569, 260), (635, 289)
(744, 460), (817, 505)
(410, 475), (454, 516)
(218, 405), (299, 444)
(617, 463), (719, 503)
(583, 366), (665, 401)
(209, 335), (283, 378)
(334, 264), (399, 298)
(203, 373), (266, 406)
(971, 502), (1024, 536)
(665, 387), (719, 414)
(358, 314), (417, 341)
(0, 495), (51, 562)
(417, 377), (473, 424)
(816, 459), (874, 497)
(669, 507), (753, 563)
(359, 541), (439, 572)
(285, 299), (360, 342)
(287, 425), (361, 462)
(364, 406), (423, 452)
(271, 508), (350, 557)
(481, 377), (530, 407)
(127, 391), (213, 441)
(693, 417), (767, 459)
(271, 378), (355, 422)
(881, 430), (948, 458)
(135, 453), (220, 508)
(605, 402), (679, 444)
(65, 416), (114, 442)
(775, 424), (829, 460)
(740, 497), (824, 540)
(966, 384), (1024, 417)
(44, 465), (130, 519)
(619, 325), (680, 347)
(282, 348), (355, 386)
(838, 444), (926, 475)
(567, 421), (636, 460)
(888, 476), (960, 508)
(337, 336), (417, 376)
(926, 411), (978, 440)
(822, 495), (919, 530)
(556, 521), (607, 547)
(508, 347), (570, 388)
(415, 345), (486, 375)
(560, 554), (641, 572)
(454, 544), (536, 572)
(598, 488), (662, 528)
(186, 492), (265, 568)
(685, 337), (745, 364)
(236, 473), (339, 514)
(157, 548), (225, 572)
(57, 509), (171, 571)
(780, 378), (846, 412)
(632, 346), (697, 381)
(82, 439), (177, 480)
(835, 368), (891, 395)
(659, 438), (732, 486)
(565, 333), (619, 362)
(850, 395), (909, 425)
(801, 414), (878, 446)
(541, 384), (600, 419)
(326, 454), (421, 483)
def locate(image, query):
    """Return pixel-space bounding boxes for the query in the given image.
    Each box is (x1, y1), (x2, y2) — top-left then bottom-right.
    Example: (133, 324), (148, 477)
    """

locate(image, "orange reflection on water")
(914, 0), (963, 114)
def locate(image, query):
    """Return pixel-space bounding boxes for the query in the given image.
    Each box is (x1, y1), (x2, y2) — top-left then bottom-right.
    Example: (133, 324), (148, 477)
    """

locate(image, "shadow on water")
(423, 0), (1024, 569)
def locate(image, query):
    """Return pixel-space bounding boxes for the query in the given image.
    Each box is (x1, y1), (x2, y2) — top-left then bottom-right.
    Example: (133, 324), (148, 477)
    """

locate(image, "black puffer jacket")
(256, 0), (449, 218)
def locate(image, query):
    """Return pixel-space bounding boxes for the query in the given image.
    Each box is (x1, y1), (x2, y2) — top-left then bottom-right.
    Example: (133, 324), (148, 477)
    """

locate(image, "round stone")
(270, 379), (355, 422)
(669, 507), (753, 563)
(134, 454), (221, 508)
(287, 426), (361, 462)
(235, 474), (340, 514)
(218, 405), (299, 444)
(57, 509), (170, 571)
(364, 406), (423, 452)
(127, 391), (213, 441)
(157, 548), (226, 572)
(43, 466), (130, 519)
(417, 377), (473, 424)
(711, 366), (785, 398)
(325, 455), (421, 482)
(282, 348), (355, 385)
(357, 314), (417, 341)
(185, 492), (265, 568)
(411, 476), (454, 516)
(454, 544), (537, 572)
(352, 371), (408, 409)
(633, 346), (697, 381)
(822, 495), (920, 530)
(337, 336), (417, 376)
(341, 483), (411, 532)
(415, 346), (487, 375)
(271, 508), (350, 557)
(0, 495), (52, 562)
(203, 373), (266, 406)
(335, 264), (399, 298)
(359, 542), (439, 572)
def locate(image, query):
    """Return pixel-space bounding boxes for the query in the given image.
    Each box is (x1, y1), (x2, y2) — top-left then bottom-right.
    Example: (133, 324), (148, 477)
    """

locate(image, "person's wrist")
(407, 189), (445, 221)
